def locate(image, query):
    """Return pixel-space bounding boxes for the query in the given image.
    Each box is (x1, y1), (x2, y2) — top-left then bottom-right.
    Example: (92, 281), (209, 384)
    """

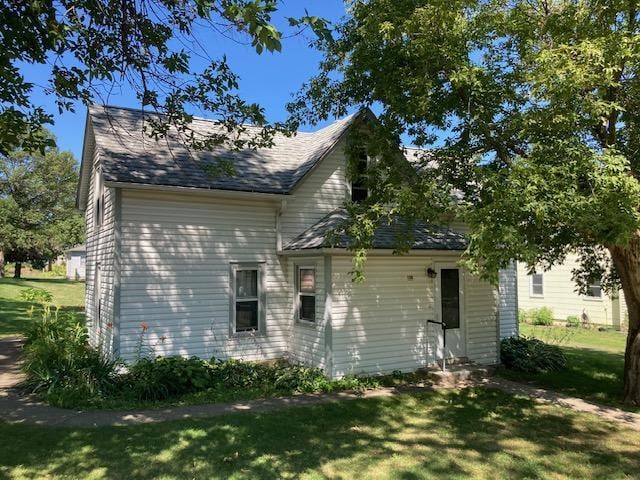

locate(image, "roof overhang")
(104, 180), (290, 203)
(76, 110), (94, 211)
(278, 248), (466, 257)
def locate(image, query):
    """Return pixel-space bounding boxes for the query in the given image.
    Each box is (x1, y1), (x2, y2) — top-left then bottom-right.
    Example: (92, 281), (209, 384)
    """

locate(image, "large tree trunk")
(0, 250), (4, 278)
(609, 234), (640, 405)
(13, 262), (21, 279)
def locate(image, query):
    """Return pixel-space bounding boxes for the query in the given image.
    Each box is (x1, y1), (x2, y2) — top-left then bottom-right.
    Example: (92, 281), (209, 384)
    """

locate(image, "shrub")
(500, 336), (567, 373)
(518, 309), (529, 324)
(124, 356), (214, 400)
(531, 307), (554, 326)
(22, 306), (120, 400)
(22, 309), (379, 407)
(20, 287), (53, 305)
(566, 315), (580, 328)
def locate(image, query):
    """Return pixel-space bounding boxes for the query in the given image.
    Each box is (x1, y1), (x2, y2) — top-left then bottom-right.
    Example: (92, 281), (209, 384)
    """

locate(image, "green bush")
(124, 356), (215, 400)
(518, 309), (529, 324)
(22, 310), (380, 407)
(566, 315), (580, 328)
(22, 307), (120, 400)
(20, 287), (53, 305)
(531, 307), (554, 326)
(500, 336), (567, 373)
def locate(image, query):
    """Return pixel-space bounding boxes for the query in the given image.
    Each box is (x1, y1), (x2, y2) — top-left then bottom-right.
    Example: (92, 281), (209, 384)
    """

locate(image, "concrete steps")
(425, 364), (493, 388)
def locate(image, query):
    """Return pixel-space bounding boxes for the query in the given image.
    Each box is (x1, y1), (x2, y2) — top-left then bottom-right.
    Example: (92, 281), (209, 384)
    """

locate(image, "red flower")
(106, 322), (113, 328)
(140, 322), (149, 331)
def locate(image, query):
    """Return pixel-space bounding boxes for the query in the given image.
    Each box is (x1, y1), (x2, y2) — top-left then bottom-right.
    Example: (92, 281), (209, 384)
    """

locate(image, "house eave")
(104, 180), (290, 203)
(278, 247), (466, 257)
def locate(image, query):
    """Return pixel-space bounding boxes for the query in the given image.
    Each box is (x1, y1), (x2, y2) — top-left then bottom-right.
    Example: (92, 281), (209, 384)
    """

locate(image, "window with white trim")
(231, 264), (265, 334)
(351, 151), (368, 202)
(297, 266), (316, 322)
(586, 279), (603, 299)
(530, 273), (544, 297)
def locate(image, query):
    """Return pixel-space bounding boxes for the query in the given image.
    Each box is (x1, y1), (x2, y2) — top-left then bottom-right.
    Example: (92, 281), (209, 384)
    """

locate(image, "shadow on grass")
(0, 277), (83, 286)
(0, 389), (638, 479)
(498, 345), (631, 411)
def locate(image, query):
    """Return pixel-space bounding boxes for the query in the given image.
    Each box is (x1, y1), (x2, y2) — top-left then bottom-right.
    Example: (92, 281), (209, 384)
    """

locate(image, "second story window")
(351, 151), (368, 202)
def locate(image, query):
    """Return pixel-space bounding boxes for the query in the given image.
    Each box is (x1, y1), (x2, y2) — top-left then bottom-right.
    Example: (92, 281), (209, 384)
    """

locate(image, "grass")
(2, 389), (640, 479)
(0, 274), (85, 338)
(499, 323), (632, 411)
(520, 323), (626, 352)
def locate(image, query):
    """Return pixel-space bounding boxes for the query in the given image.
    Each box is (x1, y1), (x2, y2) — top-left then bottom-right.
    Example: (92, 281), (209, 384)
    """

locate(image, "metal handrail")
(427, 319), (447, 372)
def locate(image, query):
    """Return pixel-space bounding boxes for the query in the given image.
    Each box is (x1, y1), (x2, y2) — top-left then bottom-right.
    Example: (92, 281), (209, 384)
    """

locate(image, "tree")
(0, 140), (84, 278)
(291, 0), (640, 404)
(1, 0), (330, 155)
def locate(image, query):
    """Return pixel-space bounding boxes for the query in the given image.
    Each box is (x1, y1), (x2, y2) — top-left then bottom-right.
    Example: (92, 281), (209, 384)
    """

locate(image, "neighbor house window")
(586, 279), (603, 299)
(351, 151), (368, 202)
(230, 264), (265, 334)
(530, 273), (544, 297)
(297, 266), (316, 322)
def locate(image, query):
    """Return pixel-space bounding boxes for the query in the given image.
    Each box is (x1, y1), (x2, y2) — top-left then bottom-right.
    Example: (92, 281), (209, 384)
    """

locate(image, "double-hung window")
(351, 151), (368, 202)
(586, 279), (603, 299)
(530, 273), (544, 297)
(297, 266), (316, 323)
(231, 264), (265, 334)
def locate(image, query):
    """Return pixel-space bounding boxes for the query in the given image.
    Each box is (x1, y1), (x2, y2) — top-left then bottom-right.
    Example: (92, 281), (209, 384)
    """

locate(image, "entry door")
(435, 266), (465, 359)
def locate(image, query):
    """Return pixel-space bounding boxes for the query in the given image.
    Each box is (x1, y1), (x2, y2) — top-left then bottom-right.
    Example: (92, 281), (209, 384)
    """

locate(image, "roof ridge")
(90, 104), (350, 136)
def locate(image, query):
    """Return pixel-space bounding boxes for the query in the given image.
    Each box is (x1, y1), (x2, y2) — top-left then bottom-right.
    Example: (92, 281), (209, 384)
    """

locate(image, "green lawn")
(0, 275), (85, 337)
(499, 323), (631, 410)
(2, 389), (639, 479)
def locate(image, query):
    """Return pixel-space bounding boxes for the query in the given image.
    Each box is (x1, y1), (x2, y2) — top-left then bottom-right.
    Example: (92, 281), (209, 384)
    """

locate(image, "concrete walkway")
(2, 337), (640, 430)
(483, 377), (640, 431)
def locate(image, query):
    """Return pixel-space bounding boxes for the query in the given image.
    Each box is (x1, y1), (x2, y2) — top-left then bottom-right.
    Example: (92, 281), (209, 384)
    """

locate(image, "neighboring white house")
(517, 257), (628, 330)
(65, 245), (86, 281)
(76, 105), (518, 378)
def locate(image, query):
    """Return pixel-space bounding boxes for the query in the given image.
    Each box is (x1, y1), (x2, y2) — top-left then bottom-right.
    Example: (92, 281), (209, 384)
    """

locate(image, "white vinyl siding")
(517, 256), (627, 328)
(280, 139), (348, 246)
(464, 274), (499, 364)
(498, 264), (518, 339)
(85, 146), (116, 353)
(330, 255), (499, 378)
(117, 190), (290, 362)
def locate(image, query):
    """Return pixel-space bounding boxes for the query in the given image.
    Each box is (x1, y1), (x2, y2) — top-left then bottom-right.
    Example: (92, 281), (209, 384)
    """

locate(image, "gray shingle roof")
(89, 105), (362, 194)
(284, 209), (468, 251)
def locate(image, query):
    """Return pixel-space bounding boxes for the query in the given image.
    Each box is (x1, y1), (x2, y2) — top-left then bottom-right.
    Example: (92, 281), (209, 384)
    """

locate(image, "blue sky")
(20, 1), (347, 160)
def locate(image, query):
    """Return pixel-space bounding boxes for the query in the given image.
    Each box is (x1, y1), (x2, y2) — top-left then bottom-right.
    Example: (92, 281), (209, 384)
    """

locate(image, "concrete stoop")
(425, 364), (494, 388)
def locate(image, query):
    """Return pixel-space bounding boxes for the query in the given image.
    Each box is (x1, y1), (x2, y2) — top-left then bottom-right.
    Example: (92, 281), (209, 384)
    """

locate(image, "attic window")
(351, 151), (368, 202)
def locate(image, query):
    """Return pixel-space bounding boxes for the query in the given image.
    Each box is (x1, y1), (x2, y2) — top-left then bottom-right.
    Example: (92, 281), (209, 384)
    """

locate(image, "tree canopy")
(1, 0), (330, 155)
(0, 138), (84, 277)
(290, 0), (640, 404)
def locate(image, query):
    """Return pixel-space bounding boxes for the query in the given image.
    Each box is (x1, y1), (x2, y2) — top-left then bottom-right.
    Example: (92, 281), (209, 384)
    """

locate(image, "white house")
(517, 258), (628, 330)
(76, 105), (518, 378)
(65, 245), (86, 280)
